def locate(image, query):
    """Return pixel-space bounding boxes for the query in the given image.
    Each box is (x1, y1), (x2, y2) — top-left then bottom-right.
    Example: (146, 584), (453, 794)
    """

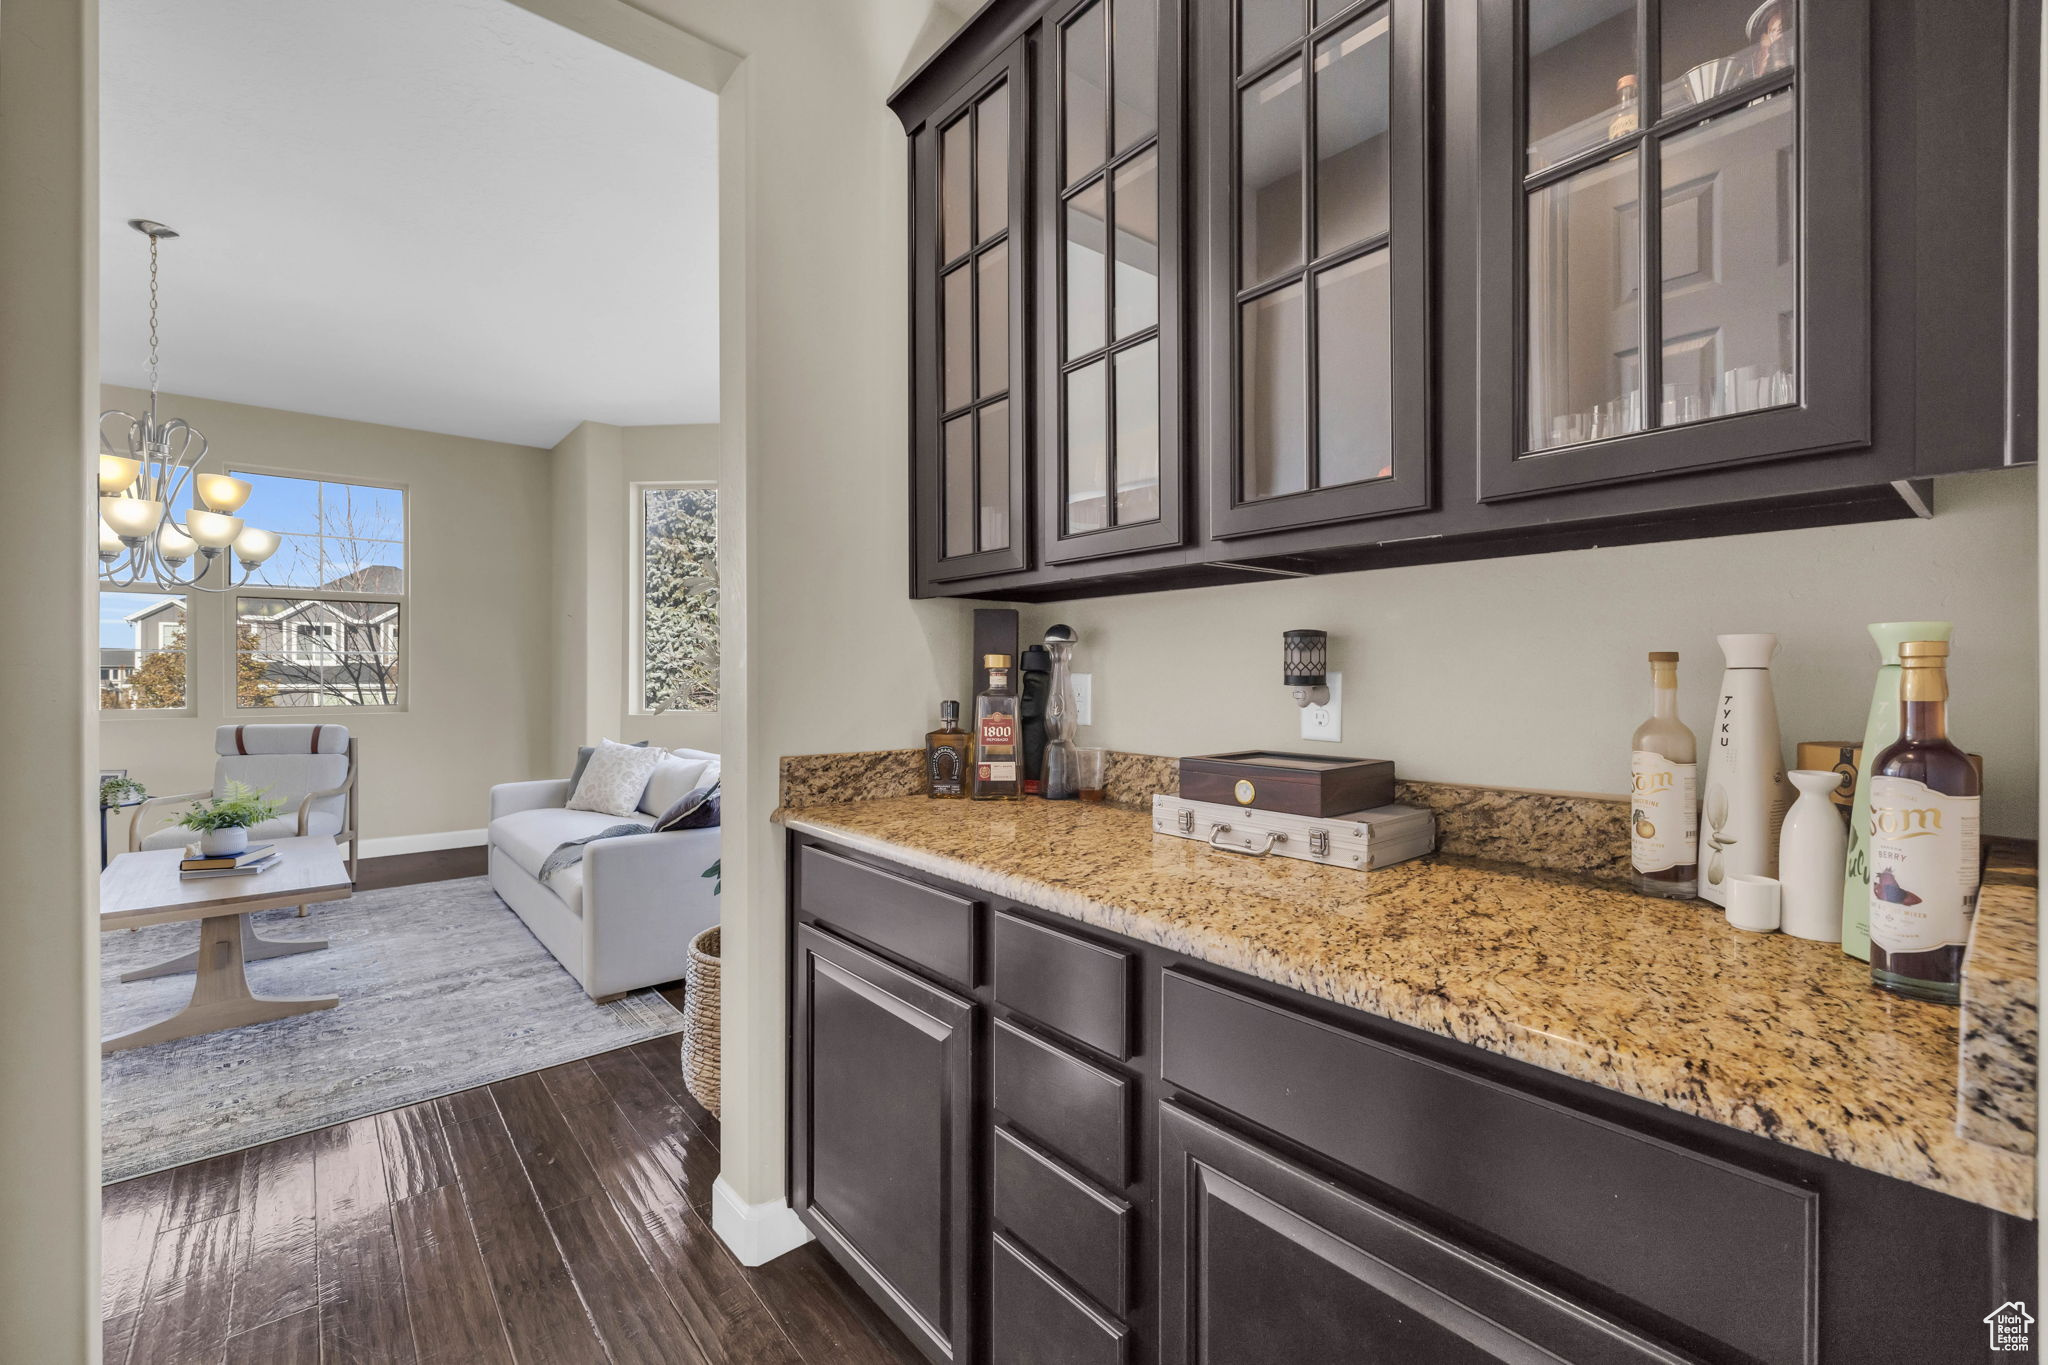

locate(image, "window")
(230, 471), (406, 590)
(637, 485), (718, 713)
(98, 591), (189, 711)
(236, 597), (401, 708)
(232, 471), (406, 709)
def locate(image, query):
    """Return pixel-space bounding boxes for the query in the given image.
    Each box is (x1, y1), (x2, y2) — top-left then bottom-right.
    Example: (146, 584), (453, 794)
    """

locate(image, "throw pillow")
(654, 782), (721, 832)
(567, 739), (665, 818)
(640, 752), (717, 817)
(569, 739), (646, 789)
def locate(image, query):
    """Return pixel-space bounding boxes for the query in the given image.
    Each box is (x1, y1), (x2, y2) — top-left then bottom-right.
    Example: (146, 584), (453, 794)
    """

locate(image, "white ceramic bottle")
(1777, 770), (1846, 940)
(1698, 634), (1793, 907)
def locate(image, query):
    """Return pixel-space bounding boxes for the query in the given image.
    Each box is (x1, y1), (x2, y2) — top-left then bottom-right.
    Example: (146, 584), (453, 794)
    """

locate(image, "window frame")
(96, 587), (196, 718)
(227, 465), (410, 713)
(631, 480), (720, 718)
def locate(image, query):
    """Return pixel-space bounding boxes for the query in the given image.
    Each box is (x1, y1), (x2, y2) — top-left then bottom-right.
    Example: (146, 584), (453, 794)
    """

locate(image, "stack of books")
(179, 843), (280, 880)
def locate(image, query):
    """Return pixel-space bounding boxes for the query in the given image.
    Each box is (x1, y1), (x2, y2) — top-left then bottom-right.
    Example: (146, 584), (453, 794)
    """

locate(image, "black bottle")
(1019, 644), (1051, 797)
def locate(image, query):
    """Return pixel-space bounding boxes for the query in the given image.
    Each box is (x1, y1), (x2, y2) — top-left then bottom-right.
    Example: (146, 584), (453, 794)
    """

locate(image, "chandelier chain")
(147, 231), (161, 400)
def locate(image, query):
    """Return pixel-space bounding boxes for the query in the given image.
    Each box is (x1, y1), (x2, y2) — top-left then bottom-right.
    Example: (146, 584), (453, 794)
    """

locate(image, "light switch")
(1300, 672), (1342, 742)
(1072, 673), (1092, 726)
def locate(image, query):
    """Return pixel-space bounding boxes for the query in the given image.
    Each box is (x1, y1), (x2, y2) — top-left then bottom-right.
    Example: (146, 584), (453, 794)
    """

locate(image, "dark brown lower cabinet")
(1157, 1102), (1688, 1365)
(790, 923), (977, 1363)
(787, 833), (2034, 1365)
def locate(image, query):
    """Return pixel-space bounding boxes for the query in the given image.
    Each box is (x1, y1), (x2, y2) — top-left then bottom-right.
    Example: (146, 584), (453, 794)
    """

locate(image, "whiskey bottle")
(1869, 640), (1982, 1004)
(924, 701), (968, 799)
(971, 654), (1023, 801)
(1631, 651), (1698, 898)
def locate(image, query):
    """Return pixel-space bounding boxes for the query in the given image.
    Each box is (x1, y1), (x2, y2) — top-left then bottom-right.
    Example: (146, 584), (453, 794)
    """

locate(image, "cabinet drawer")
(795, 844), (975, 986)
(993, 1126), (1130, 1315)
(1159, 970), (1818, 1365)
(993, 1018), (1131, 1188)
(991, 1233), (1127, 1365)
(993, 911), (1132, 1059)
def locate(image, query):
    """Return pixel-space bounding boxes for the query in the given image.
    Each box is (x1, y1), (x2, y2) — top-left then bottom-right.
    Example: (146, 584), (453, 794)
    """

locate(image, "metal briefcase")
(1152, 795), (1435, 871)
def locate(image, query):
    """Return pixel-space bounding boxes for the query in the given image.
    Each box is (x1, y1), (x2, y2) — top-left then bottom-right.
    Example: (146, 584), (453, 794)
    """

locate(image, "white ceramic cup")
(1725, 874), (1782, 933)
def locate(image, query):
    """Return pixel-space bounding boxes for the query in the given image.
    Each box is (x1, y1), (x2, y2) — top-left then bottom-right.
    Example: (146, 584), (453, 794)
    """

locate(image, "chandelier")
(97, 219), (279, 592)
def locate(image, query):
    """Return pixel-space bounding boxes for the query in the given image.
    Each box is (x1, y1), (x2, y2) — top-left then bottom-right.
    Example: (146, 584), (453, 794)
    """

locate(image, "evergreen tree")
(641, 488), (718, 712)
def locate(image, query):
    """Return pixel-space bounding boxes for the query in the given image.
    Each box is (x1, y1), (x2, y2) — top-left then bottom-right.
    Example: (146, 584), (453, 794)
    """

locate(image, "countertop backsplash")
(780, 749), (1632, 882)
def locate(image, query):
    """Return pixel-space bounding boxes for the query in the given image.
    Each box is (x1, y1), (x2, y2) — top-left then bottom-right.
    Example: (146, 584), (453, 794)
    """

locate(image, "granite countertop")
(777, 794), (2034, 1218)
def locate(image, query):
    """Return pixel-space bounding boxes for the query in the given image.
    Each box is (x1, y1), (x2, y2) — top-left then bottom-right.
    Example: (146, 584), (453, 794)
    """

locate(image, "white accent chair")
(129, 724), (359, 886)
(486, 751), (720, 1001)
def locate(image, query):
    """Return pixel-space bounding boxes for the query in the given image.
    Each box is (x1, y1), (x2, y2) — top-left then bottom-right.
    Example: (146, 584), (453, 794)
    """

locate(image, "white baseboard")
(357, 828), (487, 859)
(712, 1176), (813, 1266)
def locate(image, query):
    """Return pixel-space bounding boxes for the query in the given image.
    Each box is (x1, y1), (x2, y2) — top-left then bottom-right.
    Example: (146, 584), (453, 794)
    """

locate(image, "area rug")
(100, 875), (684, 1183)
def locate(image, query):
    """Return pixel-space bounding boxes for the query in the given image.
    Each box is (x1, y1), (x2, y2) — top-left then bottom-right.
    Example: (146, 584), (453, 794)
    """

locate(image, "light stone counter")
(777, 794), (2034, 1218)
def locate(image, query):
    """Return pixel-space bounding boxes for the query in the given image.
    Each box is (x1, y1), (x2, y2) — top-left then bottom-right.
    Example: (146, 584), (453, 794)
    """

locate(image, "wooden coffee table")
(100, 835), (353, 1054)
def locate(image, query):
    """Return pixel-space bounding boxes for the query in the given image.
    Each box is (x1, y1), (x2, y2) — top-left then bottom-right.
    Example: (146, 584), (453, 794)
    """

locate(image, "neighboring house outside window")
(97, 594), (187, 710)
(97, 592), (189, 712)
(636, 484), (718, 714)
(232, 472), (407, 709)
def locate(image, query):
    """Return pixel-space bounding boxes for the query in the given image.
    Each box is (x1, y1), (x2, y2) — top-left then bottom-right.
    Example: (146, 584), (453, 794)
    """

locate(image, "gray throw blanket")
(538, 823), (651, 882)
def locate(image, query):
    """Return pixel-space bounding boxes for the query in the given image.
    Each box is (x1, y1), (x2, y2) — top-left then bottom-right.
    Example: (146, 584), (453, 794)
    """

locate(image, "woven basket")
(681, 925), (721, 1118)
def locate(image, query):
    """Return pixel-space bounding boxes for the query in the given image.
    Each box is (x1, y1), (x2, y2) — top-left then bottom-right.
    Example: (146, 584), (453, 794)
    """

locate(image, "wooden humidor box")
(1178, 751), (1396, 818)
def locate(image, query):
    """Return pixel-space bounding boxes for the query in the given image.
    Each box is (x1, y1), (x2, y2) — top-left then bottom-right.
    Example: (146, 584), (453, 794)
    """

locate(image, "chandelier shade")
(97, 220), (273, 594)
(98, 454), (142, 495)
(233, 526), (281, 566)
(156, 521), (197, 564)
(101, 496), (163, 542)
(196, 473), (251, 513)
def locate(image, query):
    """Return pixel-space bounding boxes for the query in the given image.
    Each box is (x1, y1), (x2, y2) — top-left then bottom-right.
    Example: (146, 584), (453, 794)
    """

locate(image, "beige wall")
(1019, 466), (2040, 836)
(551, 419), (722, 763)
(524, 0), (984, 1219)
(0, 0), (100, 1357)
(99, 386), (555, 843)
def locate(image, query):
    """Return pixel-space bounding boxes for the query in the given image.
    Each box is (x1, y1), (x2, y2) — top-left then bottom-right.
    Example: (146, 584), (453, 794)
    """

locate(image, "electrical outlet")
(1300, 672), (1342, 742)
(1071, 673), (1093, 726)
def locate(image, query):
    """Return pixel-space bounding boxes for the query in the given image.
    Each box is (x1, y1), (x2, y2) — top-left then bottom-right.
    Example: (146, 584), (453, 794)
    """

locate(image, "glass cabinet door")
(1041, 0), (1188, 565)
(1202, 0), (1430, 540)
(1479, 0), (1869, 499)
(919, 43), (1032, 584)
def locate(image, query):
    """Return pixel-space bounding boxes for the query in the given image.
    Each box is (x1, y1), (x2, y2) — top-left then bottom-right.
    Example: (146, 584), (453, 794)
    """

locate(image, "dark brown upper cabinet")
(1198, 0), (1432, 539)
(1475, 0), (1869, 500)
(1039, 0), (1193, 565)
(890, 0), (2035, 601)
(912, 40), (1035, 588)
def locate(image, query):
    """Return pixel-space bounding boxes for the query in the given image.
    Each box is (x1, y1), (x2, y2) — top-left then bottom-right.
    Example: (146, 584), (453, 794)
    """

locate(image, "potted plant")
(99, 774), (147, 809)
(170, 780), (283, 856)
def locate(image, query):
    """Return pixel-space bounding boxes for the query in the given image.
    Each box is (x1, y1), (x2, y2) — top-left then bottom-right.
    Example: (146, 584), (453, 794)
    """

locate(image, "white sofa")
(486, 750), (720, 1000)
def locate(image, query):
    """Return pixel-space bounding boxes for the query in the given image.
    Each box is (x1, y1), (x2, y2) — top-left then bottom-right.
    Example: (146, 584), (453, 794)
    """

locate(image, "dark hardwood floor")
(352, 844), (487, 892)
(104, 1023), (922, 1364)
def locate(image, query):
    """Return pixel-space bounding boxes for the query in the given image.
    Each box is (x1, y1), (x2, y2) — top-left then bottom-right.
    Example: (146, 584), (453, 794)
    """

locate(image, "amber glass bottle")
(1868, 641), (1982, 1004)
(971, 655), (1023, 801)
(924, 701), (968, 799)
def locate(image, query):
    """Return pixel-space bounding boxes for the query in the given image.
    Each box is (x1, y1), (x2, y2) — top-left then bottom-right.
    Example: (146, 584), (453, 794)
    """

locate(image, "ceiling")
(100, 0), (718, 448)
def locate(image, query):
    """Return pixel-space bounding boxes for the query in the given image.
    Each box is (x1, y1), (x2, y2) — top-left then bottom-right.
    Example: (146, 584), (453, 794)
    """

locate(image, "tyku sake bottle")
(1868, 640), (1981, 1004)
(1698, 634), (1792, 906)
(1630, 652), (1698, 898)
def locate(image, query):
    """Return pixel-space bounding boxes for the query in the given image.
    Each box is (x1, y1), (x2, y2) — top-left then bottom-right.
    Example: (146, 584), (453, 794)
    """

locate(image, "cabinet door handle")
(1207, 825), (1285, 857)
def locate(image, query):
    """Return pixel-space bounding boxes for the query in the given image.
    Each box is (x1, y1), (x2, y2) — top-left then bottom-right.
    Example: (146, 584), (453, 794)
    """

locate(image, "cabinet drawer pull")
(1207, 825), (1285, 857)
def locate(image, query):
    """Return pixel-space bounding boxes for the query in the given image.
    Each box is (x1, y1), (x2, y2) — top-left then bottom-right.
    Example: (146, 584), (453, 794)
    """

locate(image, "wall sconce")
(1284, 629), (1330, 708)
